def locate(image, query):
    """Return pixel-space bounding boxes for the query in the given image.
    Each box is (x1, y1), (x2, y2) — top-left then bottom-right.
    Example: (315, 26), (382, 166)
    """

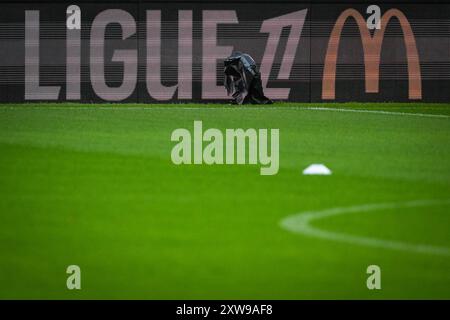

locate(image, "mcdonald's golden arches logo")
(322, 8), (422, 100)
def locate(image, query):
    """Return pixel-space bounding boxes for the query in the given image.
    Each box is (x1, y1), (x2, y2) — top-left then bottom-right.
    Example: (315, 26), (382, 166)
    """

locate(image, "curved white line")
(280, 199), (450, 256)
(304, 107), (450, 119)
(1, 105), (449, 118)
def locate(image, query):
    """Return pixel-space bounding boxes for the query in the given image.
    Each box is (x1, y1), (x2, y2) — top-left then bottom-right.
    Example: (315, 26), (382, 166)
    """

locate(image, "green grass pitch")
(0, 102), (449, 299)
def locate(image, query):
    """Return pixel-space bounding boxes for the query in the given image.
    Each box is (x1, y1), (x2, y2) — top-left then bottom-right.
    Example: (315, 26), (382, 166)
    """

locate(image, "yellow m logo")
(322, 8), (422, 100)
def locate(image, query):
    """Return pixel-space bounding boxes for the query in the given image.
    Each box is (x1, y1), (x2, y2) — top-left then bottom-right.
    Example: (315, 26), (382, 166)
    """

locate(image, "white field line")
(280, 199), (450, 256)
(0, 105), (449, 118)
(303, 107), (450, 119)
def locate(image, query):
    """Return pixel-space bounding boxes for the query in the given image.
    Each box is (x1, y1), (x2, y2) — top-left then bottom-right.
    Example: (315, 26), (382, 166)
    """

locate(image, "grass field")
(0, 102), (449, 299)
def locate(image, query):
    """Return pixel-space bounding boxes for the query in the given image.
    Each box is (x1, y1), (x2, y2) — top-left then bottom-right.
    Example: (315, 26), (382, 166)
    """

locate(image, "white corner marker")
(303, 164), (332, 175)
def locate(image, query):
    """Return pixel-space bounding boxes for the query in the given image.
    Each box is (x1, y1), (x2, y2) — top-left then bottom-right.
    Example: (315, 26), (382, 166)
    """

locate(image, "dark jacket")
(224, 52), (272, 105)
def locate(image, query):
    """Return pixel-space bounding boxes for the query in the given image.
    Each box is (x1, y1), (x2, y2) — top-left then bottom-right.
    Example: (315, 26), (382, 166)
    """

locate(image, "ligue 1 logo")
(24, 7), (308, 101)
(23, 4), (422, 102)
